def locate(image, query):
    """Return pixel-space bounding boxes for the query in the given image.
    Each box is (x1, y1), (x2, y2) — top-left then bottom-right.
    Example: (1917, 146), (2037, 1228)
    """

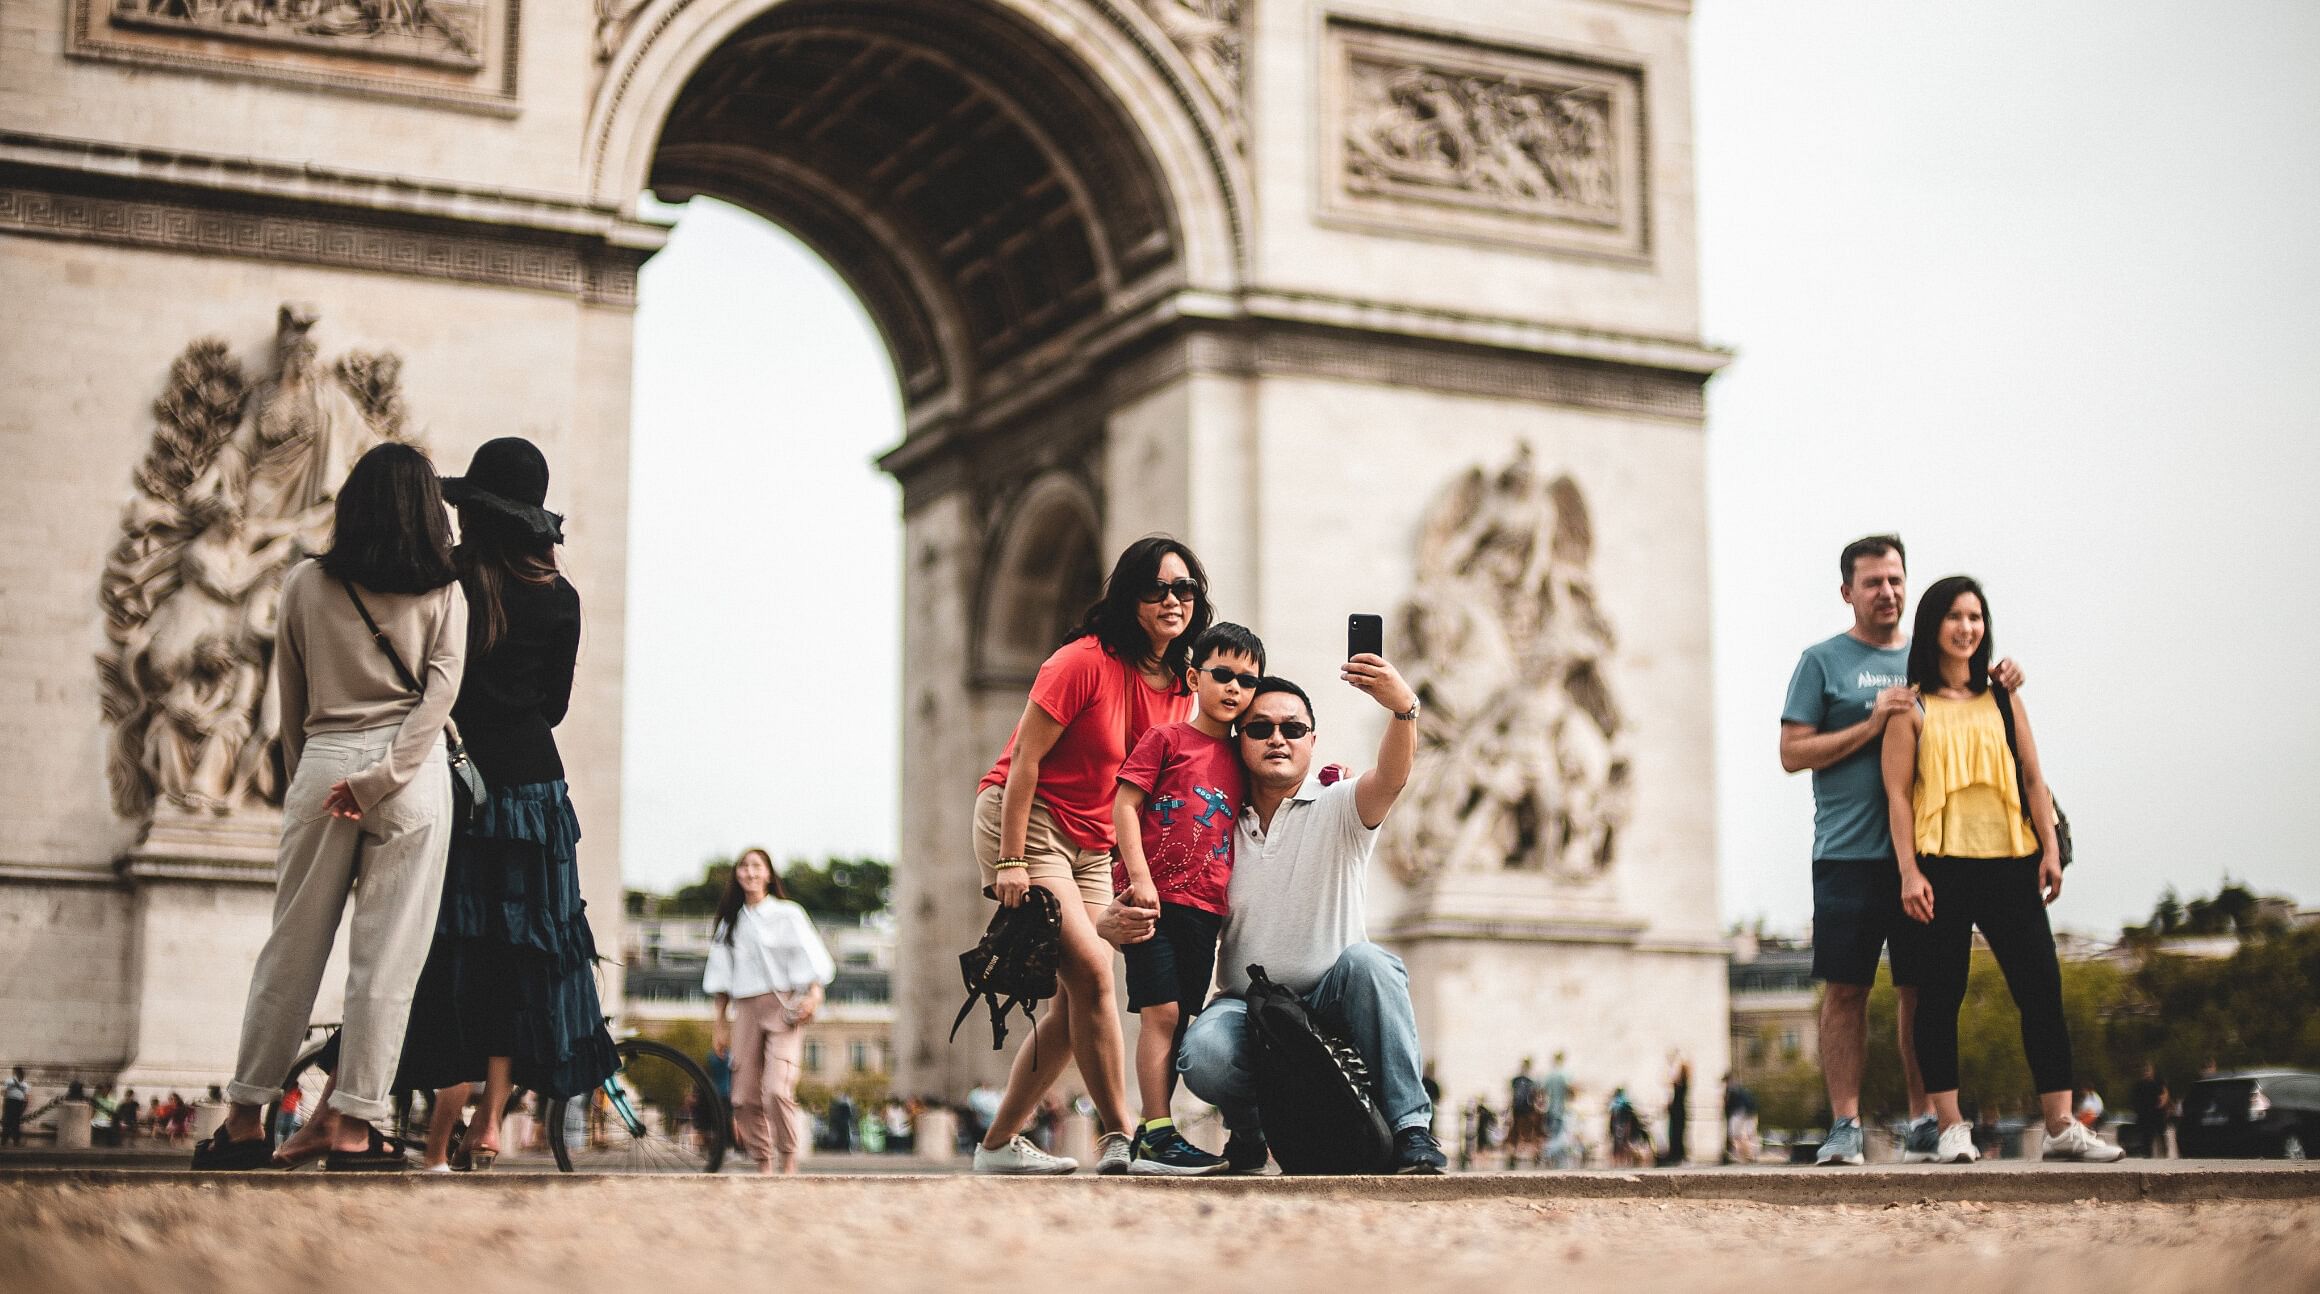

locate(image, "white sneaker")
(1936, 1122), (1980, 1164)
(1095, 1130), (1133, 1176)
(2042, 1120), (2126, 1163)
(973, 1135), (1077, 1175)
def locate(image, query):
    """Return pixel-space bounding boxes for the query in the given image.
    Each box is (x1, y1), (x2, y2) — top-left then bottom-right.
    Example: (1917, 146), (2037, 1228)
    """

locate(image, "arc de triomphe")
(0, 0), (1728, 1149)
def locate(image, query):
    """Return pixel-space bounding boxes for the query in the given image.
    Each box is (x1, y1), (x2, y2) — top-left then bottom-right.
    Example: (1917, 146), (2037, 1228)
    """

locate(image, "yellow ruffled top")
(1913, 691), (2039, 859)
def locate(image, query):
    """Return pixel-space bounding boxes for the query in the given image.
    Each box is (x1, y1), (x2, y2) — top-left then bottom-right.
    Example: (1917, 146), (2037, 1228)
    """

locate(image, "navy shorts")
(1811, 857), (1924, 987)
(1122, 902), (1224, 1013)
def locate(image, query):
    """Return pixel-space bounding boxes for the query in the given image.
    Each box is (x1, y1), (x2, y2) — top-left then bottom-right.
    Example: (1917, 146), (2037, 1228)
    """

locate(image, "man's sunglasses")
(1139, 578), (1203, 605)
(1203, 666), (1262, 690)
(1239, 719), (1313, 741)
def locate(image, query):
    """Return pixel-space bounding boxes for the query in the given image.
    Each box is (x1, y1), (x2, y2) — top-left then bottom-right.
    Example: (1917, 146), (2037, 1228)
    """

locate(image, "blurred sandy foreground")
(3, 1176), (2316, 1294)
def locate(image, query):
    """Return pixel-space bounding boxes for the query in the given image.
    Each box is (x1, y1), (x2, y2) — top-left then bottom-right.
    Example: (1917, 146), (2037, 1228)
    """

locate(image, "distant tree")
(2152, 888), (2185, 937)
(665, 857), (735, 916)
(781, 856), (892, 921)
(1745, 1028), (1828, 1131)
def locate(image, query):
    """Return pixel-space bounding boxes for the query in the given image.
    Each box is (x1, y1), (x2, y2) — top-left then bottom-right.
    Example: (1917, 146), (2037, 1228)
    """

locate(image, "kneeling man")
(1176, 654), (1446, 1174)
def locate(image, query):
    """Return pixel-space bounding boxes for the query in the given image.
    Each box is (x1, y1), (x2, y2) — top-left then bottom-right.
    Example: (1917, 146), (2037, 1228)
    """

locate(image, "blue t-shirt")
(1782, 632), (1909, 861)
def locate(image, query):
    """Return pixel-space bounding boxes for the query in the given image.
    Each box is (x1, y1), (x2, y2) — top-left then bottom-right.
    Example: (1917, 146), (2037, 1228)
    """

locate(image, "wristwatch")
(1393, 698), (1422, 721)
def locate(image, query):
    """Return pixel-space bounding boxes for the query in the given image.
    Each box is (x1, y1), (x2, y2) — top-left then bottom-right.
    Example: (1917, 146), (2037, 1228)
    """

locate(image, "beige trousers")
(730, 991), (809, 1163)
(225, 726), (452, 1124)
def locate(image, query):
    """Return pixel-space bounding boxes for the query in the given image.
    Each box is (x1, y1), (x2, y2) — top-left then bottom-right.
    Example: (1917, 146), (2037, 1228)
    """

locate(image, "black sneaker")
(1130, 1124), (1229, 1176)
(1224, 1127), (1271, 1175)
(1391, 1126), (1447, 1175)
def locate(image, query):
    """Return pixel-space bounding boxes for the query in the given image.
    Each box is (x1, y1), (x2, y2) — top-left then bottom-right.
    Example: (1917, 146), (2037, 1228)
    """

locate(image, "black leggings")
(1909, 856), (2074, 1096)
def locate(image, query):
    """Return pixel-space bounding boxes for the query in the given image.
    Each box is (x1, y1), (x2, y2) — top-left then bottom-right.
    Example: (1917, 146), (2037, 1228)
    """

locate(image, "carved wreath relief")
(98, 306), (413, 823)
(1326, 21), (1648, 259)
(1382, 447), (1632, 887)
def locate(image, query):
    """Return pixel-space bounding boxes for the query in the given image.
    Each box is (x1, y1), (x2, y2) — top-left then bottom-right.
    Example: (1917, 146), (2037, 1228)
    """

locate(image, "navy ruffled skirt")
(397, 780), (617, 1099)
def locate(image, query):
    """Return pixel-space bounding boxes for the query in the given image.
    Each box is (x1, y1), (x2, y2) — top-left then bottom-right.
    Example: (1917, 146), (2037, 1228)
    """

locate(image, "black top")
(451, 573), (581, 787)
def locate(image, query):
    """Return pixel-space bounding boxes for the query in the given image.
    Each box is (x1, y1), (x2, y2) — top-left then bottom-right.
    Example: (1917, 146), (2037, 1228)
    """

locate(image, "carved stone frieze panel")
(70, 0), (523, 114)
(97, 306), (418, 826)
(1322, 18), (1649, 261)
(1380, 446), (1634, 888)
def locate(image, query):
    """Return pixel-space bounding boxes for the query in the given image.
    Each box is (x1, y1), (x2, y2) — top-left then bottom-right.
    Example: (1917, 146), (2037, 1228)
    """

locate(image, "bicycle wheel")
(547, 1039), (727, 1173)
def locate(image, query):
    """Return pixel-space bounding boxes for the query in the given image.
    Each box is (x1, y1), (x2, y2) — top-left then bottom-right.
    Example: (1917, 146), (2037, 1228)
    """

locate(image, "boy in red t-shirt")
(1112, 622), (1265, 1175)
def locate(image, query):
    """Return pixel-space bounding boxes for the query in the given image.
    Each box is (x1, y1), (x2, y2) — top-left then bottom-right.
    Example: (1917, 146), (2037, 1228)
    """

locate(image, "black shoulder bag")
(341, 579), (487, 826)
(949, 886), (1062, 1058)
(1990, 682), (2072, 868)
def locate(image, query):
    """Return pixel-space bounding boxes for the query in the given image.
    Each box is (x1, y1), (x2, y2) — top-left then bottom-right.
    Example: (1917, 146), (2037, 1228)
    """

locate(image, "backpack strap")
(1990, 682), (2034, 826)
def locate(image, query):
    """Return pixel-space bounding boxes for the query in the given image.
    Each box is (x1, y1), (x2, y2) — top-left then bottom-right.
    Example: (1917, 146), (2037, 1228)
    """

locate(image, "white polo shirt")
(1216, 776), (1376, 996)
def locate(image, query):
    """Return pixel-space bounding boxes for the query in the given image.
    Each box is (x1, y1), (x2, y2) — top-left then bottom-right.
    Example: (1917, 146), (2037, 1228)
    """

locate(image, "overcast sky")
(623, 3), (2320, 933)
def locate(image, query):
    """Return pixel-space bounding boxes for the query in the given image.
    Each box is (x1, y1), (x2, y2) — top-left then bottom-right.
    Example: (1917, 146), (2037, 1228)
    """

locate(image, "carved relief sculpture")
(112, 0), (485, 68)
(1135, 1), (1243, 118)
(1325, 20), (1647, 259)
(98, 305), (411, 822)
(1381, 447), (1632, 886)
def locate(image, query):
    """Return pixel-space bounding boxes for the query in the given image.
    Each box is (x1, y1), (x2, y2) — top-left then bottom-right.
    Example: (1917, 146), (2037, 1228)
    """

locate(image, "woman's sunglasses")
(1203, 666), (1262, 689)
(1239, 719), (1313, 741)
(1139, 578), (1203, 605)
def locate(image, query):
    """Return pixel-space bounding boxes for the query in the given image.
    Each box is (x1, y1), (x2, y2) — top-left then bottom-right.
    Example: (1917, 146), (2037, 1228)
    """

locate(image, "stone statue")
(1344, 61), (1619, 220)
(97, 305), (410, 822)
(1137, 1), (1243, 112)
(1381, 447), (1632, 885)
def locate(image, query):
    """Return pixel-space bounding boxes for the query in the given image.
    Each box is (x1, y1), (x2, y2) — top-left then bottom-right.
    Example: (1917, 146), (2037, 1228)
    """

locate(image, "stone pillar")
(54, 1102), (91, 1150)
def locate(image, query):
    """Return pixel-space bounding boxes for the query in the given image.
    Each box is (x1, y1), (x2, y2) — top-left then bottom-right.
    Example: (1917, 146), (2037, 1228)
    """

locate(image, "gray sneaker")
(1095, 1130), (1133, 1176)
(1899, 1115), (1942, 1164)
(1816, 1117), (1865, 1166)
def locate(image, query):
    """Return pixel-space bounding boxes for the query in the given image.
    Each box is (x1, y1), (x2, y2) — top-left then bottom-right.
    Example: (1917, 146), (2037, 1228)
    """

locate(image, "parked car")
(2175, 1070), (2319, 1160)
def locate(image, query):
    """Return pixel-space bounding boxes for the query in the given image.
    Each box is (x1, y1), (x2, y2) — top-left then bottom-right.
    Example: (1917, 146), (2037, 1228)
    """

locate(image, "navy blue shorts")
(1122, 902), (1224, 1013)
(1811, 857), (1924, 987)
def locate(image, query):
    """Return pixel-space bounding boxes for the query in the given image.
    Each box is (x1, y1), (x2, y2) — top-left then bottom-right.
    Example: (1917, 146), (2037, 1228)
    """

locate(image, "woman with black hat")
(400, 437), (617, 1170)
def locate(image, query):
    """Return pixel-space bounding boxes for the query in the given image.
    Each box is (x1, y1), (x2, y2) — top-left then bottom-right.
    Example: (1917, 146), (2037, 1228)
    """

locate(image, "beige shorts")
(973, 783), (1114, 907)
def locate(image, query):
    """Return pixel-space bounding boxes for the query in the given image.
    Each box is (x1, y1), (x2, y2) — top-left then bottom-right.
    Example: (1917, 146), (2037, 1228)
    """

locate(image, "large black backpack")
(1244, 964), (1395, 1175)
(950, 887), (1063, 1053)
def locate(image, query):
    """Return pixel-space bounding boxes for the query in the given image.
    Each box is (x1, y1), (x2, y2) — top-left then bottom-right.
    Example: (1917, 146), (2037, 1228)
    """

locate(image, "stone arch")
(588, 0), (1245, 419)
(973, 472), (1103, 686)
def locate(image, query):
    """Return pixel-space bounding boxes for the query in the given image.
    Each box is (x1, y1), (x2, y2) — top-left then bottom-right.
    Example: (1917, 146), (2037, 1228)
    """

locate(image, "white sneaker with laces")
(973, 1135), (1078, 1175)
(1936, 1122), (1980, 1164)
(2042, 1120), (2126, 1163)
(1095, 1130), (1133, 1176)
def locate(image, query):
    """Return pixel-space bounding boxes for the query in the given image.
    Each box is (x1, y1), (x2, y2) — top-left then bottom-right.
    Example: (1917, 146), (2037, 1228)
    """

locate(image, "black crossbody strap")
(341, 579), (425, 698)
(1990, 682), (2033, 825)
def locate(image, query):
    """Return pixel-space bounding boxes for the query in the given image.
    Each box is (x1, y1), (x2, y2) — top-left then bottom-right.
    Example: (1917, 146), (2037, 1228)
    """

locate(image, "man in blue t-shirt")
(1779, 534), (2020, 1166)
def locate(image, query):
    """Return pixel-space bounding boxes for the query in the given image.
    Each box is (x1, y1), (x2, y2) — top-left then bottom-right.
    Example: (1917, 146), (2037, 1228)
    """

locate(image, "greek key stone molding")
(0, 176), (649, 308)
(1323, 17), (1650, 262)
(70, 0), (523, 115)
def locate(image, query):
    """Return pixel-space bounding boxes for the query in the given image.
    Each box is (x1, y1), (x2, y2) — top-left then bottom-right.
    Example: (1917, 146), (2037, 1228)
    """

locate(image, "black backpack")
(950, 887), (1063, 1054)
(1243, 964), (1395, 1175)
(1991, 682), (2073, 868)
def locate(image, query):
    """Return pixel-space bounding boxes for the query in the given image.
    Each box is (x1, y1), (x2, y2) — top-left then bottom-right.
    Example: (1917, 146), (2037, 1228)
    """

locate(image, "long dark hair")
(1065, 535), (1213, 689)
(714, 847), (793, 946)
(454, 510), (559, 656)
(1907, 575), (1992, 693)
(317, 443), (457, 594)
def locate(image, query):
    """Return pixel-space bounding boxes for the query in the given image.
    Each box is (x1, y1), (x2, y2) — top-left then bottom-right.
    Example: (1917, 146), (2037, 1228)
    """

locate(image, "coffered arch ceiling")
(647, 0), (1189, 415)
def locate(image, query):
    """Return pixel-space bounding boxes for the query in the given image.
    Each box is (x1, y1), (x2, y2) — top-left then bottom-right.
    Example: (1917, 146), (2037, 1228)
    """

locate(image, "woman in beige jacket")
(193, 442), (467, 1173)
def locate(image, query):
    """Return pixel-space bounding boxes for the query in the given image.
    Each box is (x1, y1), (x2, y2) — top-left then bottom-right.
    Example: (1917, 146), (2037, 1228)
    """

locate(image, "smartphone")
(1347, 613), (1384, 661)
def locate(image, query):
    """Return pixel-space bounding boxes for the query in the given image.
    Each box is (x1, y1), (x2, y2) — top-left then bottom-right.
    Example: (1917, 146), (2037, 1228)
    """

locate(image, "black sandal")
(323, 1126), (414, 1173)
(190, 1125), (275, 1172)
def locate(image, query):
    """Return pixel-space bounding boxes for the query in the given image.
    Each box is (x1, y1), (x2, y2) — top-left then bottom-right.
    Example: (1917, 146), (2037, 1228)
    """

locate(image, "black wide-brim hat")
(442, 436), (564, 544)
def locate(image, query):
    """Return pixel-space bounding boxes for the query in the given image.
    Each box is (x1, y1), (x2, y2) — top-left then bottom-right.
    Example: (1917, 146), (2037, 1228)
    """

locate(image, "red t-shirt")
(979, 636), (1191, 853)
(1113, 721), (1243, 915)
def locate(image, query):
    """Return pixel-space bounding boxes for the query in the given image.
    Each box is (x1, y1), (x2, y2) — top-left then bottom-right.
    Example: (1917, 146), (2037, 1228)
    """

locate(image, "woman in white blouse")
(706, 848), (836, 1174)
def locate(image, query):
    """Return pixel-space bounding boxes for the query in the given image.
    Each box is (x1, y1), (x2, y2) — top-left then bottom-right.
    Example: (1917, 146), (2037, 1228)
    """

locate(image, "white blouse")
(703, 899), (836, 1000)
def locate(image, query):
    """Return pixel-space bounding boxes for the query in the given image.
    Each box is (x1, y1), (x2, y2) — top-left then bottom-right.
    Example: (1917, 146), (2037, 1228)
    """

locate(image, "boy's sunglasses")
(1239, 719), (1313, 741)
(1204, 666), (1262, 690)
(1139, 578), (1203, 605)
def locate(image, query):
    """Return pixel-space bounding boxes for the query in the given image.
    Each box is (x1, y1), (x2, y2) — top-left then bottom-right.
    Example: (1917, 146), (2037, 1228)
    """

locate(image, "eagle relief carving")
(97, 305), (413, 824)
(1381, 447), (1632, 886)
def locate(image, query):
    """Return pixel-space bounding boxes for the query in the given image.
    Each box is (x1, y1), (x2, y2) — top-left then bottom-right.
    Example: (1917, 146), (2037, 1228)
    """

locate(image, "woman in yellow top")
(1881, 575), (2121, 1166)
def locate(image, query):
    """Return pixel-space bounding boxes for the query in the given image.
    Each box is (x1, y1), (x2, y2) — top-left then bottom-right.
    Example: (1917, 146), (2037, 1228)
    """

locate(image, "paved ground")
(2, 1164), (2314, 1294)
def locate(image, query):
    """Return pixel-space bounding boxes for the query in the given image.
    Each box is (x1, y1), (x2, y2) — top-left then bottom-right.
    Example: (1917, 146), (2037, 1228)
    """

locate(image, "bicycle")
(271, 1022), (728, 1173)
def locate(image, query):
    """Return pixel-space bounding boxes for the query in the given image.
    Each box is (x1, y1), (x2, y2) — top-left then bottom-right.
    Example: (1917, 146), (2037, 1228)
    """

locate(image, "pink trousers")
(730, 992), (808, 1164)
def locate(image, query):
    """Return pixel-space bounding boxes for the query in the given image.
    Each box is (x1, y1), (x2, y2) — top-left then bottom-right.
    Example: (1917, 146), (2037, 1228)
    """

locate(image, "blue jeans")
(1178, 942), (1432, 1134)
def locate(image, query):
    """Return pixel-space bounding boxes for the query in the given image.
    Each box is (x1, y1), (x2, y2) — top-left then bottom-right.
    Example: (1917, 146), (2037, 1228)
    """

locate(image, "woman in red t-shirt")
(969, 536), (1211, 1175)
